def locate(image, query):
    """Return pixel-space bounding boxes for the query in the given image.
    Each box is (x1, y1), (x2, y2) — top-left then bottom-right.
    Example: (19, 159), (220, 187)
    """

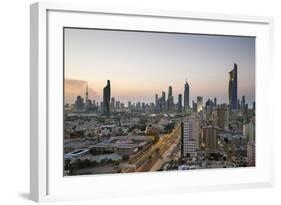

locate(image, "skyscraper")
(159, 91), (166, 112)
(205, 99), (213, 119)
(184, 80), (190, 111)
(177, 94), (182, 113)
(167, 86), (174, 111)
(110, 97), (115, 109)
(168, 86), (172, 98)
(229, 63), (238, 110)
(85, 83), (88, 102)
(216, 104), (229, 131)
(181, 114), (199, 157)
(85, 83), (90, 111)
(75, 96), (84, 112)
(201, 125), (218, 151)
(192, 100), (197, 112)
(155, 94), (158, 106)
(103, 80), (111, 115)
(155, 94), (159, 113)
(214, 97), (217, 107)
(197, 96), (203, 112)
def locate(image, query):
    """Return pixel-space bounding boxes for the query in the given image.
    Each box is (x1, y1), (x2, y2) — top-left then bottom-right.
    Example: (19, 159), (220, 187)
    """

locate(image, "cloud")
(64, 79), (98, 104)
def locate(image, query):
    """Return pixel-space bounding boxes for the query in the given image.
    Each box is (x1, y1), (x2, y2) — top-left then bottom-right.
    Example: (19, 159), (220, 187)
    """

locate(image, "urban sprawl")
(64, 63), (255, 176)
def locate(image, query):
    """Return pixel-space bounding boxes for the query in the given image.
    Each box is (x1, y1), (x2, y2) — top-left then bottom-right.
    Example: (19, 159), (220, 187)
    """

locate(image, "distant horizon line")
(64, 95), (255, 107)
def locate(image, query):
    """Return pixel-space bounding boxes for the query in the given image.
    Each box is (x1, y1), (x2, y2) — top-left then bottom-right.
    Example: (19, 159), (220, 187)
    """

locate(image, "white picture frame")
(30, 2), (274, 202)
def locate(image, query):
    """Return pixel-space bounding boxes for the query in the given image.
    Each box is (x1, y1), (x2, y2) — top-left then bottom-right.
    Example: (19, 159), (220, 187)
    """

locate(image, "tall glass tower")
(228, 63), (238, 110)
(184, 80), (190, 111)
(103, 80), (111, 115)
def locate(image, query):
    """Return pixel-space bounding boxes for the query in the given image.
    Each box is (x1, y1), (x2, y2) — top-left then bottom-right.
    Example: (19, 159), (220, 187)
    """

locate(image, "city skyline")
(66, 76), (255, 108)
(64, 28), (255, 105)
(64, 28), (256, 176)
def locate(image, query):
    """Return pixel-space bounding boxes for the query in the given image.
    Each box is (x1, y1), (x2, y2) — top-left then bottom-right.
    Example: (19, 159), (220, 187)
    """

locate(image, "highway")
(122, 124), (181, 173)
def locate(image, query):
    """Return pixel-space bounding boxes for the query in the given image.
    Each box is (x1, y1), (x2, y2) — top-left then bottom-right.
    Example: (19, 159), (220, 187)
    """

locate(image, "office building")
(205, 99), (213, 118)
(160, 91), (166, 112)
(167, 86), (174, 111)
(229, 63), (238, 110)
(214, 97), (217, 107)
(197, 96), (203, 112)
(243, 117), (255, 141)
(103, 80), (111, 115)
(247, 140), (255, 166)
(177, 94), (182, 113)
(75, 96), (84, 112)
(201, 125), (218, 151)
(110, 97), (115, 109)
(184, 80), (190, 111)
(155, 94), (160, 113)
(192, 100), (197, 112)
(216, 104), (229, 130)
(181, 114), (200, 157)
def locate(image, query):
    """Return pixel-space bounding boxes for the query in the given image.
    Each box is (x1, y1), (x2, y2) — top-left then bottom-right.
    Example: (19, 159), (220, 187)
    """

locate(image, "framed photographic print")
(30, 2), (274, 202)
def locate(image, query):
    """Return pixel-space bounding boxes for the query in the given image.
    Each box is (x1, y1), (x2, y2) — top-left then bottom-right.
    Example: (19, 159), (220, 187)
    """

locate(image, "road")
(122, 124), (181, 173)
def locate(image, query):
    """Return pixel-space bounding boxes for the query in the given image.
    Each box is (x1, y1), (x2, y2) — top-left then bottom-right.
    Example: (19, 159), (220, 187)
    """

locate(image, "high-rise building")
(75, 96), (84, 112)
(136, 101), (140, 109)
(110, 97), (115, 109)
(242, 96), (245, 107)
(168, 86), (172, 98)
(214, 97), (217, 107)
(181, 114), (200, 157)
(167, 96), (174, 111)
(243, 117), (255, 141)
(85, 83), (90, 111)
(167, 86), (174, 111)
(197, 96), (203, 112)
(177, 94), (182, 113)
(184, 80), (190, 111)
(155, 94), (160, 113)
(155, 94), (158, 106)
(201, 125), (218, 151)
(216, 104), (229, 130)
(85, 83), (88, 102)
(103, 80), (111, 115)
(192, 100), (197, 112)
(205, 99), (213, 119)
(247, 140), (255, 166)
(160, 91), (166, 112)
(116, 101), (120, 109)
(229, 63), (238, 110)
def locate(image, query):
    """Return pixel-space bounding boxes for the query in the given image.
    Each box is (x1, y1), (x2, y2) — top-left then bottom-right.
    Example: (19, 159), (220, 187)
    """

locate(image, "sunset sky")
(64, 28), (255, 106)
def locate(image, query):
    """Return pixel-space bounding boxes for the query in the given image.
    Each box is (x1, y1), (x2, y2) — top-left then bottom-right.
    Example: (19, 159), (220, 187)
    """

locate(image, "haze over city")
(64, 28), (255, 105)
(63, 28), (256, 176)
